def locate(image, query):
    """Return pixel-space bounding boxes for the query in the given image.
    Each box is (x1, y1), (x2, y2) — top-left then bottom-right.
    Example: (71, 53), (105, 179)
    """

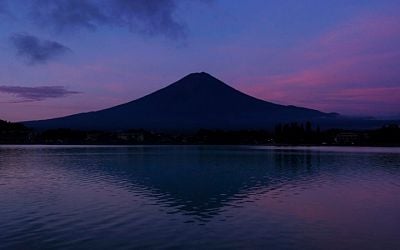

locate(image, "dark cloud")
(0, 85), (80, 102)
(30, 0), (107, 31)
(10, 33), (71, 64)
(29, 0), (210, 38)
(108, 0), (185, 38)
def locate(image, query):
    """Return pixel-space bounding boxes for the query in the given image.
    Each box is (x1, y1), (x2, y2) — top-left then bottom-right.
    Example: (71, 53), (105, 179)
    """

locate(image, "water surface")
(1, 146), (399, 249)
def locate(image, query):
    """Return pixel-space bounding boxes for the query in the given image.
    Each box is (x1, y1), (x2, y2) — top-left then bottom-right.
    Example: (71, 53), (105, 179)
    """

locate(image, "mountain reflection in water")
(0, 146), (399, 249)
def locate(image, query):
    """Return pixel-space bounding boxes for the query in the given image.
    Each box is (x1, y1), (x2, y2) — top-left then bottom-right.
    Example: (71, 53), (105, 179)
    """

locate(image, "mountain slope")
(24, 72), (336, 131)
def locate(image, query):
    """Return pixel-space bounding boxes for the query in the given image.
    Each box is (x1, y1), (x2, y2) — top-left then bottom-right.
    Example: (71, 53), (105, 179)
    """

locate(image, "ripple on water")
(0, 145), (400, 249)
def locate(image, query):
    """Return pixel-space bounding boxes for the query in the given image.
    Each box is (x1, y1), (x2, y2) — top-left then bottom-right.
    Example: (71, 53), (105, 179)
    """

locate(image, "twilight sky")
(0, 0), (399, 121)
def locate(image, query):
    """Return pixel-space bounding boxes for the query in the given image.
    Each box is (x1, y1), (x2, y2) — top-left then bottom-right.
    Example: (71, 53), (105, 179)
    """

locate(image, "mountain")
(24, 72), (337, 131)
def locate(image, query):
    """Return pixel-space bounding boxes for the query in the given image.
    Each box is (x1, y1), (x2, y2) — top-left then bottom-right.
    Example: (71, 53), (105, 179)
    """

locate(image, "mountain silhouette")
(24, 72), (336, 131)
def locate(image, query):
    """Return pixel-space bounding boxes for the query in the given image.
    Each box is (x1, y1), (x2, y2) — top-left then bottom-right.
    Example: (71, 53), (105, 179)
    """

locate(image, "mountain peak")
(184, 72), (212, 78)
(180, 72), (218, 83)
(172, 72), (229, 90)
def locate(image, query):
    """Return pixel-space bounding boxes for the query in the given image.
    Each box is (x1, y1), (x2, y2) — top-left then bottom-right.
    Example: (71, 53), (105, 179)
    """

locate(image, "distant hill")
(24, 72), (340, 131)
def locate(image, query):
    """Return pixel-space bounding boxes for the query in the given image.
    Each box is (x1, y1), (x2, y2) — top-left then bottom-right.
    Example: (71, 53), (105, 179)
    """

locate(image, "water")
(0, 145), (399, 249)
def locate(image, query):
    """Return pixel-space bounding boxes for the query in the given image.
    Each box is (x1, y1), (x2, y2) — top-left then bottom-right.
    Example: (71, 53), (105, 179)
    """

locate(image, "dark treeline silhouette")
(274, 121), (320, 144)
(0, 120), (32, 144)
(0, 119), (399, 146)
(274, 122), (400, 145)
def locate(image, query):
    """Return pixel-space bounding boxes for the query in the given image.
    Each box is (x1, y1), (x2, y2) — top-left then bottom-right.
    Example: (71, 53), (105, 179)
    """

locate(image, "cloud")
(108, 0), (185, 38)
(280, 13), (400, 89)
(30, 0), (107, 31)
(242, 11), (400, 116)
(0, 85), (80, 102)
(10, 33), (71, 65)
(29, 0), (209, 38)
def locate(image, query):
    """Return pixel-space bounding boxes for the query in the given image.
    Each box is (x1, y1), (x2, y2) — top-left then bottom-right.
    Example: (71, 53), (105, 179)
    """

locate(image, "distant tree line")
(273, 122), (400, 145)
(0, 120), (32, 144)
(0, 119), (399, 146)
(274, 121), (320, 144)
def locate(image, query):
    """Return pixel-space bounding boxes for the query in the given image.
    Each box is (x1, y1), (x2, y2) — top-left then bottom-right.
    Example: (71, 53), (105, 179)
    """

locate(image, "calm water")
(1, 146), (400, 249)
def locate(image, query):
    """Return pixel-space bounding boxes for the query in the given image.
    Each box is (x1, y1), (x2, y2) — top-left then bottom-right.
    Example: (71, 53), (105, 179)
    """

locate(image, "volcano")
(24, 72), (336, 131)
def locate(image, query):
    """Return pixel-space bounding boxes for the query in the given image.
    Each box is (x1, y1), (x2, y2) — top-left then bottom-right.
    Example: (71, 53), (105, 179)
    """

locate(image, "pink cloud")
(240, 11), (400, 116)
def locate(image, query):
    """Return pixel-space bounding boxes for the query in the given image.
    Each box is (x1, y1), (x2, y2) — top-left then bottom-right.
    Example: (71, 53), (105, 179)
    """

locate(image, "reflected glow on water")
(0, 146), (399, 249)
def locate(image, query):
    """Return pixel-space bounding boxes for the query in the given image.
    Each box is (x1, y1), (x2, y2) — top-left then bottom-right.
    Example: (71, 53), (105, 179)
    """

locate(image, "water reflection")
(18, 147), (326, 219)
(0, 146), (399, 249)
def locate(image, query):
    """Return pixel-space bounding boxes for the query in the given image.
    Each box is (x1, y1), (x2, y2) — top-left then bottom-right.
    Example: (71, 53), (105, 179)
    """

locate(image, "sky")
(0, 0), (399, 121)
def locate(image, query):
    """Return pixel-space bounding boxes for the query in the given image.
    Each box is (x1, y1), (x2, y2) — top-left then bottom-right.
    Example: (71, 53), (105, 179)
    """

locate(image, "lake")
(0, 145), (399, 249)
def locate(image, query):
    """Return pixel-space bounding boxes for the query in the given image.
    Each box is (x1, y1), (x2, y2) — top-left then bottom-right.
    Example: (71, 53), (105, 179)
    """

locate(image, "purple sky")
(0, 0), (399, 121)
